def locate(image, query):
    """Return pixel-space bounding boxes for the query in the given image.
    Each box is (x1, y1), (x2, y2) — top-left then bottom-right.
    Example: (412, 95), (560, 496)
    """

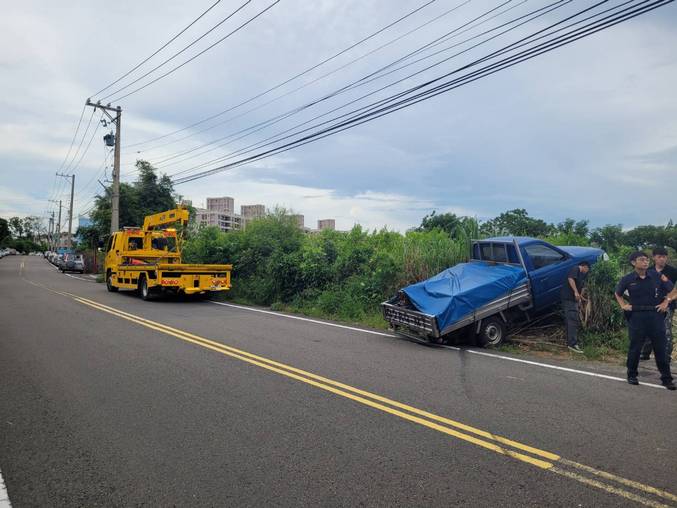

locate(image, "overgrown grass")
(185, 212), (639, 362)
(184, 210), (476, 328)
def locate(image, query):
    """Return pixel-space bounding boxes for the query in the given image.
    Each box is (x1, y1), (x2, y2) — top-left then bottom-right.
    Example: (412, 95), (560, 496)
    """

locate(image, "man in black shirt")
(640, 247), (677, 361)
(560, 261), (590, 353)
(615, 251), (674, 389)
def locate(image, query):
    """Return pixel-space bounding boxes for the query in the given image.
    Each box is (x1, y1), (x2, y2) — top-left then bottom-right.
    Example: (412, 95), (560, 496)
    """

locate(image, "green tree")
(480, 209), (552, 237)
(556, 218), (589, 238)
(590, 224), (624, 253)
(21, 216), (42, 242)
(8, 217), (24, 238)
(89, 160), (176, 238)
(418, 211), (461, 235)
(0, 218), (9, 243)
(623, 224), (676, 250)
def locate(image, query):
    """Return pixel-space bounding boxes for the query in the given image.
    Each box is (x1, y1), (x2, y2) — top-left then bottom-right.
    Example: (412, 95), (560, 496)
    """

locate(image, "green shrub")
(583, 260), (624, 332)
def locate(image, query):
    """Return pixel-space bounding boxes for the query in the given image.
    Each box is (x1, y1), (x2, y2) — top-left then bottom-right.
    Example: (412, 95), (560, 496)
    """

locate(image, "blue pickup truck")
(381, 237), (604, 347)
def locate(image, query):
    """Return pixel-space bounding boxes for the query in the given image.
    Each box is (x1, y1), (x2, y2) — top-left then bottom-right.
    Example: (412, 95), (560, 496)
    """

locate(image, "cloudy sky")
(1, 0), (675, 232)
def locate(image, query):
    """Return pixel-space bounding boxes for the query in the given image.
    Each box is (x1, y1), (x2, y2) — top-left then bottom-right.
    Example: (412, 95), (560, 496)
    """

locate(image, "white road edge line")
(210, 301), (397, 338)
(440, 346), (665, 390)
(64, 273), (96, 283)
(210, 301), (667, 390)
(0, 468), (11, 507)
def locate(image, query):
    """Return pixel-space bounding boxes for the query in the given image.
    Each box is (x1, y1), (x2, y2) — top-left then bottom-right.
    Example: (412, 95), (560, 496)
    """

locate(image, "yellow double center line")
(25, 277), (677, 507)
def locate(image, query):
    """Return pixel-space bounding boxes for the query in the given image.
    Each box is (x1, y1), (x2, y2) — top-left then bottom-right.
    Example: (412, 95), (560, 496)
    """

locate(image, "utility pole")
(56, 173), (75, 249)
(86, 99), (122, 234)
(57, 173), (75, 248)
(49, 199), (62, 251)
(48, 212), (54, 247)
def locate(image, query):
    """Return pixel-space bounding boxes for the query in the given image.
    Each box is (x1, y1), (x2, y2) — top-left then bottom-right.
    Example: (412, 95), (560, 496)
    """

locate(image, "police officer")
(561, 260), (590, 353)
(640, 247), (677, 361)
(614, 251), (675, 389)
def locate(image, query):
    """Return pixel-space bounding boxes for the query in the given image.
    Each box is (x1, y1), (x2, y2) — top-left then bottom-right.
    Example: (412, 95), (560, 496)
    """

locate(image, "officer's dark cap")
(652, 247), (668, 256)
(628, 251), (649, 263)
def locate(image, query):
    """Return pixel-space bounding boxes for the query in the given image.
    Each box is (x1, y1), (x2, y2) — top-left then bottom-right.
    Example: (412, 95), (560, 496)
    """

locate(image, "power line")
(162, 0), (563, 175)
(62, 108), (96, 173)
(136, 0), (485, 162)
(123, 0), (445, 150)
(55, 105), (86, 173)
(68, 113), (104, 176)
(142, 0), (518, 170)
(172, 0), (671, 185)
(91, 0), (224, 98)
(100, 0), (280, 103)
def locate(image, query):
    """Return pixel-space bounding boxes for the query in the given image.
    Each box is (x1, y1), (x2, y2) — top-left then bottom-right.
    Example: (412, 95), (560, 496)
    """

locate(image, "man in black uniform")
(614, 251), (675, 389)
(640, 247), (677, 361)
(561, 261), (590, 353)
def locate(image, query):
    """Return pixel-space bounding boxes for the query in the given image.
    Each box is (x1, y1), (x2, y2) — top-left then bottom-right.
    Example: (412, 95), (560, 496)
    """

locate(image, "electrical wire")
(123, 0), (445, 150)
(137, 0), (486, 162)
(68, 113), (104, 175)
(140, 0), (517, 170)
(62, 108), (96, 173)
(162, 0), (564, 175)
(91, 0), (224, 98)
(172, 0), (671, 185)
(100, 0), (279, 103)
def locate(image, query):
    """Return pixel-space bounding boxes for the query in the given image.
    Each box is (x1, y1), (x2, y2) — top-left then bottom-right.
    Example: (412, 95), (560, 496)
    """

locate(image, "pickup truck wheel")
(106, 273), (118, 292)
(476, 317), (506, 348)
(139, 276), (154, 301)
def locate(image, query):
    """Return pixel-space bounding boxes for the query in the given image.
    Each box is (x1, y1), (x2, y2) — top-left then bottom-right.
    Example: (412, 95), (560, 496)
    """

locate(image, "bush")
(582, 260), (624, 332)
(183, 215), (473, 315)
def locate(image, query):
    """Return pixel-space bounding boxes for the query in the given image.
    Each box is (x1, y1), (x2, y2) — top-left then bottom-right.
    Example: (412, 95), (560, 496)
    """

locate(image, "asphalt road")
(1, 255), (676, 507)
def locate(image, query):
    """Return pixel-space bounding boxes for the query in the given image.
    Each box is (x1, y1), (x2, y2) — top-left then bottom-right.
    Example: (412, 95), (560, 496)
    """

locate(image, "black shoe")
(627, 377), (639, 385)
(663, 382), (676, 391)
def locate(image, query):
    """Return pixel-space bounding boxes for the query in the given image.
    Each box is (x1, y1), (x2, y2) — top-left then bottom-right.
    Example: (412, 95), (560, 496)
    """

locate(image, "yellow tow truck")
(103, 206), (232, 300)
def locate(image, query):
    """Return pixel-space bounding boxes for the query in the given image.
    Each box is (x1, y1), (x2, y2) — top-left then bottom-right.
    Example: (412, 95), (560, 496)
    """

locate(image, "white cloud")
(2, 0), (677, 231)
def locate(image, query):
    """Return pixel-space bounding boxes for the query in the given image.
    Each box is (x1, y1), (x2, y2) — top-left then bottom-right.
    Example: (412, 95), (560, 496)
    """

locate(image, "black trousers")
(562, 300), (580, 347)
(627, 313), (673, 384)
(640, 309), (673, 360)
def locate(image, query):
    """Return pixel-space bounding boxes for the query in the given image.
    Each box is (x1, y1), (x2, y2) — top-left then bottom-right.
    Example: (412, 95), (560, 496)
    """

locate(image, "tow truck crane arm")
(142, 206), (190, 231)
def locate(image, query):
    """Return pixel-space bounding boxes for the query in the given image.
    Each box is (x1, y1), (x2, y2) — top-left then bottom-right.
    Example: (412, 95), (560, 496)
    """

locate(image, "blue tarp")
(402, 262), (527, 332)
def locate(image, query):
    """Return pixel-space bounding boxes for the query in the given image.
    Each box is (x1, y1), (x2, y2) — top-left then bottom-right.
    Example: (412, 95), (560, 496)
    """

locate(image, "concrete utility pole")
(57, 173), (75, 248)
(49, 199), (62, 251)
(86, 99), (122, 234)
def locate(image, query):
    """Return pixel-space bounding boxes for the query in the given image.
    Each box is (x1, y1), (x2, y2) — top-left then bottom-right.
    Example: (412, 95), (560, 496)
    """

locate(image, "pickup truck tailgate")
(382, 297), (440, 338)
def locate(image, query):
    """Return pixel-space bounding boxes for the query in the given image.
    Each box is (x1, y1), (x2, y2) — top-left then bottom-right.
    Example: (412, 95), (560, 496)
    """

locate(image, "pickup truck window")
(473, 243), (518, 264)
(106, 235), (114, 252)
(524, 244), (565, 269)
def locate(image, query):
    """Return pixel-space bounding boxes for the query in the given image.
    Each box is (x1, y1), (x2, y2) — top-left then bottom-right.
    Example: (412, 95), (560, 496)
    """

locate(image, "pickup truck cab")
(382, 237), (604, 347)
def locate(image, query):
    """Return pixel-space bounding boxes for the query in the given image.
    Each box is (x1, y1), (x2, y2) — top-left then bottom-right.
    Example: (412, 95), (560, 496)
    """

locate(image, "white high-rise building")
(196, 196), (240, 232)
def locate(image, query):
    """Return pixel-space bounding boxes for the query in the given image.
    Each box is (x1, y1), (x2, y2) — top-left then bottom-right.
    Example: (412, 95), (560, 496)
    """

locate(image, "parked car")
(61, 253), (85, 273)
(55, 254), (65, 269)
(382, 236), (605, 347)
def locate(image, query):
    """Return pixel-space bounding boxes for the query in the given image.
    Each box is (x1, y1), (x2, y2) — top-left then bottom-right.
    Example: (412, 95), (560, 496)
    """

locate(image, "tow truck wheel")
(139, 276), (154, 301)
(476, 316), (506, 348)
(106, 272), (118, 292)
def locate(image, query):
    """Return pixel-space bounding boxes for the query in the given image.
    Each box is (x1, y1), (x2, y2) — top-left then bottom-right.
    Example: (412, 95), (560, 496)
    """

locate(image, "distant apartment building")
(317, 219), (335, 231)
(290, 214), (304, 229)
(240, 204), (266, 229)
(206, 196), (235, 214)
(196, 196), (241, 232)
